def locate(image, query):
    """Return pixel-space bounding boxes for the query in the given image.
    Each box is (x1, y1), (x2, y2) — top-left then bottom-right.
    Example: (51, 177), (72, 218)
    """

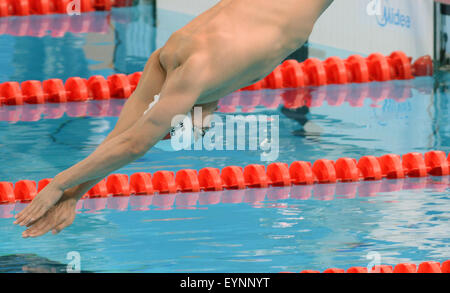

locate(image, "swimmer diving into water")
(14, 0), (333, 237)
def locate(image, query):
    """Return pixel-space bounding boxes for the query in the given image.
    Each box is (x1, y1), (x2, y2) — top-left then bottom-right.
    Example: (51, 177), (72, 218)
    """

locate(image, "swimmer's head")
(191, 100), (218, 140)
(192, 100), (219, 128)
(161, 100), (218, 140)
(154, 100), (219, 151)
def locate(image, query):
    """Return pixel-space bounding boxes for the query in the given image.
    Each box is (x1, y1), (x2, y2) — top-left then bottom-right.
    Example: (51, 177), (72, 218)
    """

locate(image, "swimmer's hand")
(21, 196), (77, 238)
(14, 181), (64, 227)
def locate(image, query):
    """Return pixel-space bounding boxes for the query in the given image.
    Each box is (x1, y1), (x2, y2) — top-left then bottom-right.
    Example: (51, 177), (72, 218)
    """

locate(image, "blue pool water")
(0, 4), (449, 272)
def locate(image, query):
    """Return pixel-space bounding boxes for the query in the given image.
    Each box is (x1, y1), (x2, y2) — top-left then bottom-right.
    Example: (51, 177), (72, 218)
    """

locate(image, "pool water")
(0, 176), (448, 272)
(0, 3), (449, 272)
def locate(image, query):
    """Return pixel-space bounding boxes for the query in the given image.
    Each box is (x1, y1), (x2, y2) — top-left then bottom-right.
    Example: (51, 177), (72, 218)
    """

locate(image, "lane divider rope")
(1, 171), (448, 216)
(0, 51), (433, 107)
(0, 78), (432, 121)
(280, 260), (450, 273)
(1, 150), (449, 204)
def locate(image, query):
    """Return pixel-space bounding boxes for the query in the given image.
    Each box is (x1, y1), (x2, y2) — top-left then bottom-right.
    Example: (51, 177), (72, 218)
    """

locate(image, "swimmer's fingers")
(16, 204), (47, 227)
(14, 203), (34, 224)
(14, 203), (42, 226)
(52, 219), (73, 235)
(23, 199), (76, 238)
(24, 210), (44, 228)
(15, 185), (64, 226)
(24, 205), (51, 228)
(22, 216), (57, 238)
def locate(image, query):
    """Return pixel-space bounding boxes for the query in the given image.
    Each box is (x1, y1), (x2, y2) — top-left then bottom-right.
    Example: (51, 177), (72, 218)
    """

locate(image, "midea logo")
(367, 0), (412, 29)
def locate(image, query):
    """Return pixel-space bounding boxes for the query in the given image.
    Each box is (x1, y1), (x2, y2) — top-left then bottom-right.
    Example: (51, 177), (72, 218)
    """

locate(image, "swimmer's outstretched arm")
(13, 50), (166, 231)
(38, 50), (167, 203)
(14, 56), (203, 232)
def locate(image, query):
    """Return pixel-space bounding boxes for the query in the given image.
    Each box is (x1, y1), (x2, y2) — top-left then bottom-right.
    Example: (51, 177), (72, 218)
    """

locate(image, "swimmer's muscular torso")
(160, 0), (333, 104)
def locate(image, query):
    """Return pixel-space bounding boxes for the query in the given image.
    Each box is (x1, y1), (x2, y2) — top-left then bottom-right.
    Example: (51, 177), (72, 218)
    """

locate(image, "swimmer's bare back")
(15, 0), (333, 237)
(158, 0), (333, 104)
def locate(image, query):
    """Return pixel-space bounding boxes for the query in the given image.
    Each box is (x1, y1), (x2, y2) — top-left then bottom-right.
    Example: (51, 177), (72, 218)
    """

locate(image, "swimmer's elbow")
(130, 144), (148, 158)
(126, 124), (166, 158)
(127, 135), (150, 158)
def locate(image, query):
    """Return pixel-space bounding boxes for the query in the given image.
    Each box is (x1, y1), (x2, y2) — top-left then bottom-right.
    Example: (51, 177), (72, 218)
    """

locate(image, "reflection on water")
(0, 13), (111, 38)
(0, 3), (156, 83)
(0, 254), (66, 273)
(0, 253), (93, 273)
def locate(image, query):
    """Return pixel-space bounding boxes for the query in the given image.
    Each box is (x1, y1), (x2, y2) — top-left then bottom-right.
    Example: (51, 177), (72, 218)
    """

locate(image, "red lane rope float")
(1, 150), (449, 204)
(0, 0), (133, 18)
(280, 260), (450, 273)
(130, 172), (153, 195)
(0, 51), (433, 108)
(198, 167), (223, 191)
